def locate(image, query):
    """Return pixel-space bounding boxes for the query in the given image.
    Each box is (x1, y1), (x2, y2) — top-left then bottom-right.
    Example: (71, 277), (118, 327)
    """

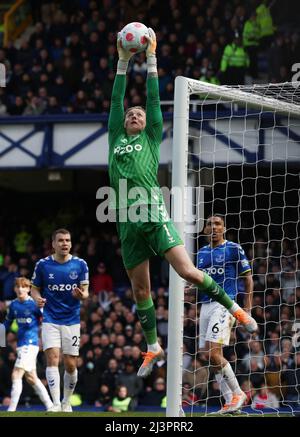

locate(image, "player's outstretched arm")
(108, 34), (134, 144)
(145, 28), (163, 143)
(72, 284), (89, 301)
(30, 285), (46, 308)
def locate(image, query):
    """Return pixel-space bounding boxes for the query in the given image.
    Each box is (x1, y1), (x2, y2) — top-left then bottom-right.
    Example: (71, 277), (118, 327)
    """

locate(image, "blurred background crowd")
(0, 198), (299, 411)
(0, 0), (299, 116)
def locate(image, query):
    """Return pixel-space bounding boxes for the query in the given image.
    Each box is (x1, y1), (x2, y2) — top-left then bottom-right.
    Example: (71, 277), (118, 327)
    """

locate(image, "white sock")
(228, 302), (240, 315)
(215, 372), (233, 404)
(46, 366), (61, 405)
(148, 342), (161, 353)
(221, 362), (243, 395)
(63, 370), (78, 403)
(33, 378), (53, 409)
(8, 379), (23, 411)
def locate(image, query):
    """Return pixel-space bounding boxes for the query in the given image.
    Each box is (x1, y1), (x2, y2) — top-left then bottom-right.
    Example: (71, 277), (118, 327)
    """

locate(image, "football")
(119, 22), (148, 54)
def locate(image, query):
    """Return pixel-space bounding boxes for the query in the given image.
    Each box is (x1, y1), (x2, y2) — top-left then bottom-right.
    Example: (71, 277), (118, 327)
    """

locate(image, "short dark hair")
(52, 228), (71, 241)
(206, 214), (225, 226)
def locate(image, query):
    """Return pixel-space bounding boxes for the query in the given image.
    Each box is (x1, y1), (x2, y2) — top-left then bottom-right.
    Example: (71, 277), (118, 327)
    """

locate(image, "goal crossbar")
(185, 77), (300, 117)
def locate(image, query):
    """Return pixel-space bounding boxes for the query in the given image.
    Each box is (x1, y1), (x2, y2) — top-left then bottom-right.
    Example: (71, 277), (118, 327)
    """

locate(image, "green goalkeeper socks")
(198, 272), (234, 310)
(136, 296), (157, 345)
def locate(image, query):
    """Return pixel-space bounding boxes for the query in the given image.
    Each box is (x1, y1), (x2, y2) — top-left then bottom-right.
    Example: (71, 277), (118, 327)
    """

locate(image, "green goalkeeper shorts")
(116, 206), (183, 270)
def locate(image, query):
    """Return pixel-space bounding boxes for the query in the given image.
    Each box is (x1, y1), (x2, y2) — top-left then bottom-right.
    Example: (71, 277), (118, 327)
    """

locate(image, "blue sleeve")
(35, 304), (43, 319)
(236, 245), (251, 275)
(3, 302), (14, 330)
(79, 260), (89, 284)
(196, 250), (201, 268)
(31, 261), (43, 289)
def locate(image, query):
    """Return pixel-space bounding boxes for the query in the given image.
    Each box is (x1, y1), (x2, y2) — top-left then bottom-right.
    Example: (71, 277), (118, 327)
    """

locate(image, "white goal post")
(166, 76), (300, 417)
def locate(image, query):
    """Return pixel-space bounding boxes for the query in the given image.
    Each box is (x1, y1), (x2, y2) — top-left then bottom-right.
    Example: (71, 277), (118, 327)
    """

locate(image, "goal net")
(166, 77), (300, 417)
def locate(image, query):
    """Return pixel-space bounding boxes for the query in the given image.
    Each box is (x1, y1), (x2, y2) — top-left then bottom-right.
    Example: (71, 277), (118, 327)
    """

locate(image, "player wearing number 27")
(31, 229), (89, 412)
(109, 28), (257, 379)
(197, 215), (255, 413)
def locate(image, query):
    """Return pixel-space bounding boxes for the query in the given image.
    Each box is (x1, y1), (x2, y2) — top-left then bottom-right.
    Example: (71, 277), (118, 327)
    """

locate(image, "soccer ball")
(119, 22), (148, 54)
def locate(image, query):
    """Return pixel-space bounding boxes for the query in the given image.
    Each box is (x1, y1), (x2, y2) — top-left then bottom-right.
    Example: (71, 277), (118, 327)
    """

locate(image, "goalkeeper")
(108, 28), (257, 378)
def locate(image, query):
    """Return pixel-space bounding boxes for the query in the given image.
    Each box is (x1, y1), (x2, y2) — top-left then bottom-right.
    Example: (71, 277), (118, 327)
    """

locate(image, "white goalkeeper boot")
(226, 392), (247, 413)
(232, 309), (258, 334)
(137, 348), (164, 378)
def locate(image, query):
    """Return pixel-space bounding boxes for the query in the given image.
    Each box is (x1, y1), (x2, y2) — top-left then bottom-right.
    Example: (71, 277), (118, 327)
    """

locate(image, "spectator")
(139, 377), (166, 407)
(44, 96), (63, 114)
(95, 383), (112, 408)
(77, 360), (101, 405)
(241, 339), (265, 372)
(8, 96), (26, 116)
(107, 385), (134, 413)
(182, 358), (209, 402)
(251, 383), (280, 409)
(220, 33), (249, 85)
(0, 262), (19, 302)
(256, 0), (276, 49)
(100, 358), (122, 394)
(23, 95), (46, 116)
(116, 360), (144, 405)
(91, 262), (113, 295)
(242, 12), (260, 78)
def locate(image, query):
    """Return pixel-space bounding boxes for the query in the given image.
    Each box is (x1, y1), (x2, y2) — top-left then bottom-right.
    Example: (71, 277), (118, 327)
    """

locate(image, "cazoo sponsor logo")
(114, 144), (143, 155)
(48, 284), (77, 291)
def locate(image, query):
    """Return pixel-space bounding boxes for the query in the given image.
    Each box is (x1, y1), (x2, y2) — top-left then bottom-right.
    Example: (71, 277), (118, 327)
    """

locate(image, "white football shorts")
(42, 323), (80, 356)
(199, 301), (235, 348)
(15, 345), (39, 372)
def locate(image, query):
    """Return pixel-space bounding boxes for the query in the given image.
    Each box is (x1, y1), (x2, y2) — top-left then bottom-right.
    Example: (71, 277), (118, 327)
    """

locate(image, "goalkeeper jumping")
(108, 28), (257, 378)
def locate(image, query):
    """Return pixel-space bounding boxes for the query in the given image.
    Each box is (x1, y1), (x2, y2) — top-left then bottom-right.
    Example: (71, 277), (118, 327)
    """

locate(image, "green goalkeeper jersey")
(108, 74), (164, 210)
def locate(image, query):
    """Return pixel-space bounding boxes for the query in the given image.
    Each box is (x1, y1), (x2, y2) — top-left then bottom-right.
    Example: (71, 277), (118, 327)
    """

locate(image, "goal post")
(166, 76), (300, 417)
(166, 77), (189, 417)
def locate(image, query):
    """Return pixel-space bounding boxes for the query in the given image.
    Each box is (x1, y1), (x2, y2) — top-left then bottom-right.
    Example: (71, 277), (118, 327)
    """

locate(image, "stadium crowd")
(0, 201), (299, 410)
(0, 0), (299, 116)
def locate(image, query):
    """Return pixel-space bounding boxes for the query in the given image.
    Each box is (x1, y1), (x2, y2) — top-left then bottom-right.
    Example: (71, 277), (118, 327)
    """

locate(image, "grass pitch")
(0, 411), (292, 417)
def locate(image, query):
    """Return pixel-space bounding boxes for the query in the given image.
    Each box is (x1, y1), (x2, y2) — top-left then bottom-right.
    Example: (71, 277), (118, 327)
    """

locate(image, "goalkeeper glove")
(145, 27), (157, 57)
(117, 33), (134, 62)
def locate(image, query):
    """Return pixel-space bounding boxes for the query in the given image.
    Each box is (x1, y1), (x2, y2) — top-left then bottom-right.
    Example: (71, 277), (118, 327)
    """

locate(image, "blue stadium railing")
(0, 111), (298, 169)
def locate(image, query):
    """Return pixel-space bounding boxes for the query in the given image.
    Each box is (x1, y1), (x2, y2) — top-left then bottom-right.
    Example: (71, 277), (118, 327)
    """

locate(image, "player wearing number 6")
(197, 215), (254, 413)
(31, 229), (89, 412)
(109, 27), (257, 379)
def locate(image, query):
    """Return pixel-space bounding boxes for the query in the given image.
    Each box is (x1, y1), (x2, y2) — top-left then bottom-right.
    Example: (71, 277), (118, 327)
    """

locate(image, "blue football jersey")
(197, 240), (251, 303)
(31, 255), (89, 325)
(4, 297), (42, 347)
